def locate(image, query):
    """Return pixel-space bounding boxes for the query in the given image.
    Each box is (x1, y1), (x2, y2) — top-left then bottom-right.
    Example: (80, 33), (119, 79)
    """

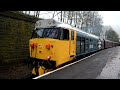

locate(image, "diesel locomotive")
(29, 19), (119, 76)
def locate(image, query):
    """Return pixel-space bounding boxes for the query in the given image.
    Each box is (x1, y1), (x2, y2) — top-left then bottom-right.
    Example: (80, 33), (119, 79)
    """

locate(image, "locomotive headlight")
(36, 22), (41, 26)
(53, 20), (55, 24)
(48, 20), (56, 25)
(39, 44), (42, 48)
(47, 56), (51, 60)
(48, 21), (52, 25)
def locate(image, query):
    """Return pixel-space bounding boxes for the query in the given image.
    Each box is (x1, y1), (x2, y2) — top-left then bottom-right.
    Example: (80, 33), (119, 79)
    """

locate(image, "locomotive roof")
(35, 19), (99, 39)
(56, 20), (99, 39)
(57, 23), (99, 39)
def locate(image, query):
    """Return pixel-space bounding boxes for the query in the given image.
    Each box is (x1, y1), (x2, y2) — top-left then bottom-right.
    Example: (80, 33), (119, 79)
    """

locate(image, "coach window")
(76, 36), (81, 55)
(81, 37), (85, 53)
(90, 39), (91, 42)
(71, 31), (74, 40)
(86, 38), (89, 50)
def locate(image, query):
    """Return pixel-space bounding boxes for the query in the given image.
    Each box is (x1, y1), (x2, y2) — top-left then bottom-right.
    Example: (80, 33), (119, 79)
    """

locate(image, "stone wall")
(0, 11), (40, 65)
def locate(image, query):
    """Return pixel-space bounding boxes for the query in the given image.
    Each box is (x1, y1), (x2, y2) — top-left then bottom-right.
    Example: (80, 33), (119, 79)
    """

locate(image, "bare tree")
(28, 11), (30, 15)
(24, 11), (103, 37)
(105, 26), (119, 42)
(52, 11), (56, 18)
(61, 11), (63, 22)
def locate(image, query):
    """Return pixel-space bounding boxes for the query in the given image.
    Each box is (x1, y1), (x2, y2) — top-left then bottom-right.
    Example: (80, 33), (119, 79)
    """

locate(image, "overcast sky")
(99, 11), (120, 37)
(99, 11), (120, 26)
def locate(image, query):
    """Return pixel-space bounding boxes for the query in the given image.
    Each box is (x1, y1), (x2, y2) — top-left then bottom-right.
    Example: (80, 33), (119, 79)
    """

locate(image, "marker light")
(46, 44), (50, 49)
(34, 43), (37, 47)
(30, 43), (34, 49)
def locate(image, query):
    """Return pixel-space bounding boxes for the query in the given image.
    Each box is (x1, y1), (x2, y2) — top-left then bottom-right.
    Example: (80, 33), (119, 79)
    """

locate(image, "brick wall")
(0, 11), (40, 65)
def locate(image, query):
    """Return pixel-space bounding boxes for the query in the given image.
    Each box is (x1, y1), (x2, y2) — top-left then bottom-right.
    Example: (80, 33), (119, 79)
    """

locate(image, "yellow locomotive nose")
(29, 39), (56, 61)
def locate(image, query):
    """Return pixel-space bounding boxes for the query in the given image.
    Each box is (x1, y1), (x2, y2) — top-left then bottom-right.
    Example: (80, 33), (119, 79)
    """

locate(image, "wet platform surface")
(38, 46), (120, 79)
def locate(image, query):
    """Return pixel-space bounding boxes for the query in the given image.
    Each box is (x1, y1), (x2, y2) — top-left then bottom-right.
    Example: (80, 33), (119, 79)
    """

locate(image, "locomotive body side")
(76, 32), (99, 55)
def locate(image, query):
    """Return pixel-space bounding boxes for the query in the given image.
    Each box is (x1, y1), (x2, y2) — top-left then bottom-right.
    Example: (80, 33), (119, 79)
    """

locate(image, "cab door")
(69, 30), (76, 59)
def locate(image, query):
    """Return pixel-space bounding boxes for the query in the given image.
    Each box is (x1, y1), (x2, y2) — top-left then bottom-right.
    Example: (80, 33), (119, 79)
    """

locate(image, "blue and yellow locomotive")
(29, 19), (118, 76)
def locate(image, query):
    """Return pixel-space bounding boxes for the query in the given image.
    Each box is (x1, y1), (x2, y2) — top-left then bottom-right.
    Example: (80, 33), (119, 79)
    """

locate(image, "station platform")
(34, 46), (120, 79)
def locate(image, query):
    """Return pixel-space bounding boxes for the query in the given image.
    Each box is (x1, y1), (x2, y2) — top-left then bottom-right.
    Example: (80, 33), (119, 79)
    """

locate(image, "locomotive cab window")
(31, 27), (60, 39)
(31, 28), (44, 38)
(31, 27), (69, 40)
